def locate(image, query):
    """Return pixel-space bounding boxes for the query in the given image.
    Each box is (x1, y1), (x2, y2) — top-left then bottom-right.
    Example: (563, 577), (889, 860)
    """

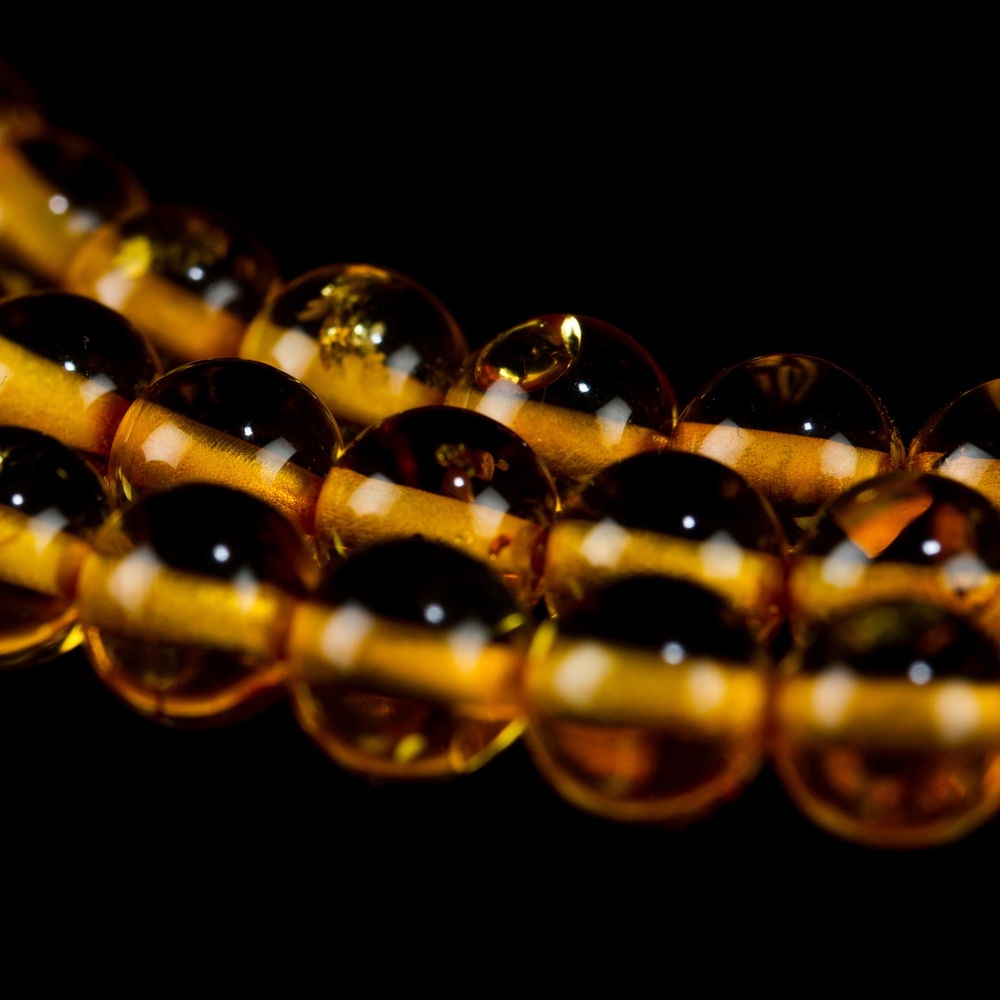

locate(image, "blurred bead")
(0, 128), (146, 284)
(79, 484), (315, 724)
(0, 62), (44, 140)
(545, 451), (786, 634)
(241, 263), (466, 433)
(525, 576), (767, 823)
(288, 539), (531, 779)
(773, 601), (1000, 847)
(108, 359), (341, 533)
(674, 354), (902, 539)
(316, 406), (557, 605)
(68, 204), (278, 363)
(0, 427), (109, 666)
(446, 314), (676, 484)
(0, 291), (159, 455)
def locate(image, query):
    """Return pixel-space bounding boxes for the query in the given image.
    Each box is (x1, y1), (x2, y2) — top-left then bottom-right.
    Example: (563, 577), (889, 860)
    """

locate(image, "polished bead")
(79, 483), (315, 724)
(316, 406), (557, 604)
(446, 314), (675, 485)
(773, 601), (1000, 847)
(288, 539), (531, 779)
(108, 358), (342, 533)
(0, 427), (109, 666)
(68, 204), (278, 363)
(525, 576), (767, 824)
(241, 263), (466, 434)
(0, 291), (159, 455)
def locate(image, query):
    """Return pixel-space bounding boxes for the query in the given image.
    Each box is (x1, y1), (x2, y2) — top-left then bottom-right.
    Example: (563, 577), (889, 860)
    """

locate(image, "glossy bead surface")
(525, 576), (767, 823)
(316, 406), (557, 604)
(0, 427), (109, 666)
(241, 263), (466, 433)
(674, 354), (902, 537)
(288, 539), (531, 779)
(79, 484), (315, 723)
(0, 291), (159, 455)
(445, 314), (676, 483)
(773, 601), (1000, 847)
(108, 359), (342, 532)
(545, 451), (786, 633)
(68, 204), (278, 363)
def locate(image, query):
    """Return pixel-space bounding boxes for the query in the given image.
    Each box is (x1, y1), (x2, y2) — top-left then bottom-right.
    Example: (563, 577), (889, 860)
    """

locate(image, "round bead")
(446, 314), (676, 484)
(0, 291), (160, 455)
(316, 406), (557, 605)
(773, 600), (1000, 847)
(545, 451), (786, 633)
(674, 354), (902, 537)
(79, 483), (315, 724)
(108, 358), (342, 533)
(241, 263), (467, 433)
(288, 539), (531, 779)
(68, 204), (279, 363)
(0, 128), (146, 284)
(0, 426), (109, 666)
(525, 576), (767, 824)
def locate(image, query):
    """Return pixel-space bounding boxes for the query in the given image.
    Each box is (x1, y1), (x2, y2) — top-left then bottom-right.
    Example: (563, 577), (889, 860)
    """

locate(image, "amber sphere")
(0, 427), (109, 666)
(68, 204), (279, 363)
(674, 354), (902, 538)
(288, 539), (532, 779)
(773, 600), (1000, 848)
(316, 406), (557, 604)
(545, 451), (786, 633)
(79, 483), (316, 724)
(445, 314), (676, 484)
(525, 576), (768, 824)
(0, 291), (160, 455)
(0, 128), (146, 284)
(241, 263), (466, 434)
(108, 358), (342, 533)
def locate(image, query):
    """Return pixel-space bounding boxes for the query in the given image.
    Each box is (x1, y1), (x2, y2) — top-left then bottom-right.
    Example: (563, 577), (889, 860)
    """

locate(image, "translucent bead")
(68, 205), (278, 363)
(79, 484), (316, 724)
(545, 451), (786, 634)
(315, 406), (557, 605)
(0, 292), (159, 455)
(674, 354), (902, 538)
(288, 539), (531, 779)
(0, 427), (109, 666)
(445, 314), (676, 484)
(0, 62), (44, 141)
(790, 472), (1000, 634)
(108, 358), (342, 533)
(525, 576), (768, 824)
(241, 263), (467, 433)
(0, 129), (146, 284)
(773, 601), (1000, 847)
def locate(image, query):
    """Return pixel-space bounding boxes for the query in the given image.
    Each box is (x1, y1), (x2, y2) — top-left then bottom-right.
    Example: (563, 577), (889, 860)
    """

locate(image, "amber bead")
(525, 576), (768, 824)
(773, 601), (1000, 848)
(674, 354), (902, 538)
(68, 204), (278, 363)
(288, 539), (531, 779)
(445, 314), (675, 485)
(0, 291), (159, 455)
(108, 358), (342, 533)
(241, 263), (466, 434)
(79, 483), (315, 724)
(545, 451), (786, 633)
(316, 406), (557, 605)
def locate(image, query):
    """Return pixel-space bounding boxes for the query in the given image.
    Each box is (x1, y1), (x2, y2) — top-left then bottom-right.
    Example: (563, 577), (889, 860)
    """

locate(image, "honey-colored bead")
(773, 601), (1000, 848)
(241, 263), (466, 434)
(525, 577), (768, 824)
(315, 406), (557, 605)
(288, 539), (531, 779)
(446, 314), (676, 486)
(68, 204), (278, 363)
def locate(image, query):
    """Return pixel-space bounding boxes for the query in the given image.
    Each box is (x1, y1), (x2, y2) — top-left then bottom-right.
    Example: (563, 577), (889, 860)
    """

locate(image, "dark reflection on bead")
(0, 62), (44, 138)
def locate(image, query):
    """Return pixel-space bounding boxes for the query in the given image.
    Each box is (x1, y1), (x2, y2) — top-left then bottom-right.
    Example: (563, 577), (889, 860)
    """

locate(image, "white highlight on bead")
(934, 682), (982, 746)
(67, 208), (98, 234)
(700, 530), (744, 580)
(661, 641), (685, 665)
(553, 643), (611, 707)
(269, 330), (317, 379)
(938, 443), (994, 489)
(347, 472), (396, 517)
(474, 379), (527, 426)
(447, 620), (490, 675)
(95, 270), (134, 311)
(255, 437), (296, 483)
(470, 487), (508, 537)
(595, 397), (632, 446)
(811, 666), (856, 730)
(941, 553), (991, 595)
(25, 507), (68, 554)
(820, 432), (859, 481)
(203, 278), (240, 312)
(908, 660), (933, 685)
(696, 419), (746, 466)
(48, 194), (69, 215)
(107, 546), (159, 612)
(385, 345), (420, 390)
(230, 567), (260, 615)
(141, 422), (191, 467)
(320, 602), (375, 673)
(580, 518), (628, 567)
(820, 539), (868, 589)
(688, 661), (727, 715)
(78, 373), (116, 408)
